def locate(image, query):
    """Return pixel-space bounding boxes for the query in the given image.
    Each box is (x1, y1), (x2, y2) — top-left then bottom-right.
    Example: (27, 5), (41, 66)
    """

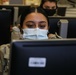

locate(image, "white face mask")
(22, 28), (48, 40)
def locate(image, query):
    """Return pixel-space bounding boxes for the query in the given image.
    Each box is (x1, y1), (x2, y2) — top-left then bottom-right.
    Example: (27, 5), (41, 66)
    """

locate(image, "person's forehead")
(44, 1), (56, 6)
(24, 12), (48, 22)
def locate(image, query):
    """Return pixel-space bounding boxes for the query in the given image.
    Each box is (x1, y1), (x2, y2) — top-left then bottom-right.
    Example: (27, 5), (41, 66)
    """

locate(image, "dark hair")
(40, 0), (57, 8)
(20, 7), (49, 28)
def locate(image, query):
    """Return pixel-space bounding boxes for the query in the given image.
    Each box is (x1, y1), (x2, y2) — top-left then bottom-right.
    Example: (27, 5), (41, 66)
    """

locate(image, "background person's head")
(40, 0), (57, 16)
(2, 0), (9, 5)
(20, 7), (49, 40)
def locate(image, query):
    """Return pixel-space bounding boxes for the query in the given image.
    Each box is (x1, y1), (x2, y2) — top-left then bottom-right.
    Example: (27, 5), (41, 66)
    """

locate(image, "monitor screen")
(0, 9), (11, 45)
(18, 6), (30, 17)
(57, 7), (66, 16)
(9, 39), (76, 75)
(0, 5), (14, 25)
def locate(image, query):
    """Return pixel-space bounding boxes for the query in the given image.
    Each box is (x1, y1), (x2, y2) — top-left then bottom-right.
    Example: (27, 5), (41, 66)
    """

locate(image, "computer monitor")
(0, 5), (30, 25)
(0, 5), (14, 25)
(9, 39), (76, 75)
(0, 9), (11, 45)
(57, 7), (66, 16)
(49, 16), (76, 38)
(18, 6), (30, 17)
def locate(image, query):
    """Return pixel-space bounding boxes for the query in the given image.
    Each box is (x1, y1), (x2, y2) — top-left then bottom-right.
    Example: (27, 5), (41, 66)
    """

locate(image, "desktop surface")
(9, 39), (76, 75)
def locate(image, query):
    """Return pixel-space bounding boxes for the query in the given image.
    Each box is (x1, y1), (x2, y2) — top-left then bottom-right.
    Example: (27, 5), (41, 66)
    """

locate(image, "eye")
(25, 22), (35, 28)
(26, 24), (34, 28)
(44, 6), (50, 9)
(39, 24), (46, 29)
(51, 6), (56, 9)
(25, 21), (36, 28)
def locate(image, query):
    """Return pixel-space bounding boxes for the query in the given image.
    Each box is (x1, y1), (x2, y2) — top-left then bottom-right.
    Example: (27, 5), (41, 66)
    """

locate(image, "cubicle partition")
(49, 16), (76, 38)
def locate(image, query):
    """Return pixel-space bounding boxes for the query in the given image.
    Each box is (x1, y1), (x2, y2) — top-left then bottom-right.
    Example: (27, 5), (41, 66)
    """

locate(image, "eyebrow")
(45, 6), (56, 8)
(25, 21), (35, 24)
(25, 21), (47, 24)
(52, 6), (56, 8)
(39, 21), (47, 24)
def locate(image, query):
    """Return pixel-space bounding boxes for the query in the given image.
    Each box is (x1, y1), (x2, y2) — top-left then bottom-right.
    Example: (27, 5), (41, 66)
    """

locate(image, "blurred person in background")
(40, 0), (58, 16)
(2, 0), (9, 5)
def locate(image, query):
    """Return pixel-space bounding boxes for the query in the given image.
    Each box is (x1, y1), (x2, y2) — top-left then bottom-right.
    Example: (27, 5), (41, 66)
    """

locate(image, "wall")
(9, 0), (70, 5)
(10, 0), (23, 4)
